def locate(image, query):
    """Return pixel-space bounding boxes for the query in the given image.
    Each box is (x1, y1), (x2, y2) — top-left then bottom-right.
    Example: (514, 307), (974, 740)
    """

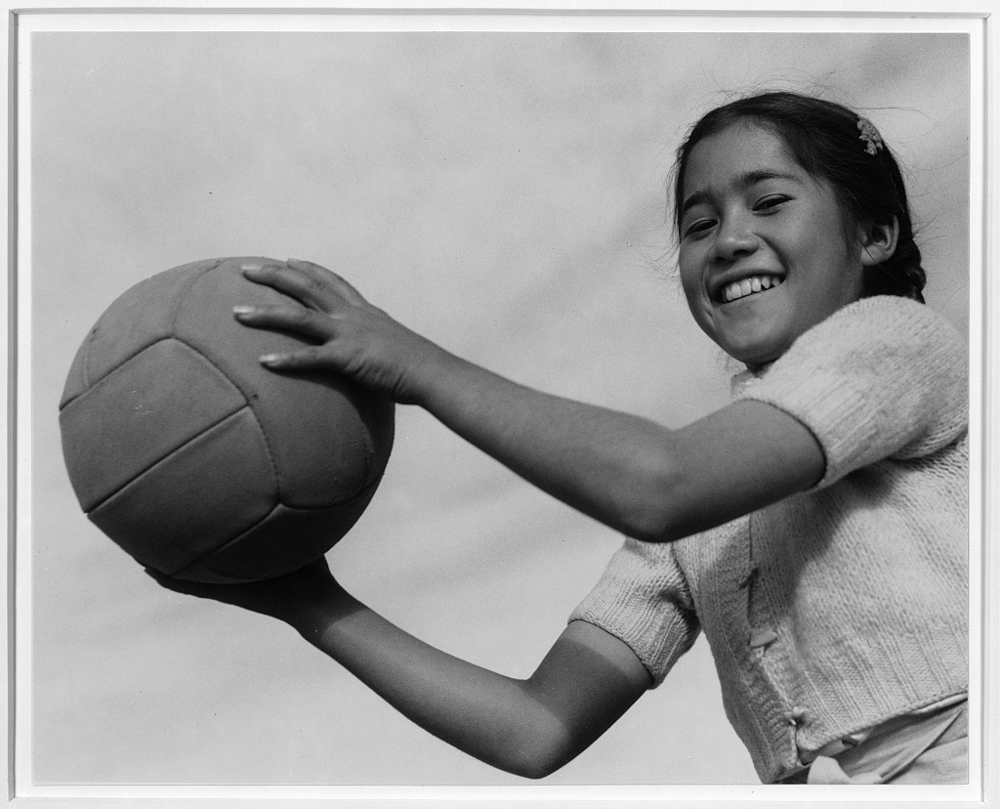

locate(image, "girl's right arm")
(149, 560), (651, 779)
(236, 260), (825, 544)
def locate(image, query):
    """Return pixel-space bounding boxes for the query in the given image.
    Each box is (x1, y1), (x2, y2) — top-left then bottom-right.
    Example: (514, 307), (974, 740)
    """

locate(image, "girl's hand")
(145, 557), (343, 631)
(234, 259), (449, 404)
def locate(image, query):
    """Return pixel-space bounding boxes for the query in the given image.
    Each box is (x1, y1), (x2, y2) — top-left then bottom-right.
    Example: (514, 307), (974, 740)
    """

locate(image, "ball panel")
(177, 478), (384, 583)
(60, 338), (248, 512)
(174, 257), (392, 507)
(344, 390), (395, 482)
(63, 258), (221, 404)
(60, 330), (91, 409)
(89, 408), (277, 575)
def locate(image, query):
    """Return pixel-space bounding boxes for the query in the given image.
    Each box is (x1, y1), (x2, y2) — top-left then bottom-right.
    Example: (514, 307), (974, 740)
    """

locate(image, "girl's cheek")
(678, 274), (703, 314)
(678, 247), (707, 291)
(677, 266), (696, 297)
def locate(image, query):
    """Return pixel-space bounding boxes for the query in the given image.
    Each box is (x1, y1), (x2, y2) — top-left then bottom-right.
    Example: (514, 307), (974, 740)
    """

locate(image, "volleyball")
(59, 256), (394, 583)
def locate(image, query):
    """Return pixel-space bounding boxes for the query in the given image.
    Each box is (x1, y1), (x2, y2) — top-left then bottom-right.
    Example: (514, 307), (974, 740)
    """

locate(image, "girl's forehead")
(679, 124), (821, 218)
(686, 122), (799, 180)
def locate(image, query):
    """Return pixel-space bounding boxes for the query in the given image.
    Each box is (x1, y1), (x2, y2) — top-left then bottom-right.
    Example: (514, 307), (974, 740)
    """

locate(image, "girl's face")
(677, 122), (865, 366)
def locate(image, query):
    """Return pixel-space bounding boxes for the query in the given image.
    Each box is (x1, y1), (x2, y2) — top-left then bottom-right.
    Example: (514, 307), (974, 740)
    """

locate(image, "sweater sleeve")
(569, 538), (700, 687)
(734, 296), (968, 489)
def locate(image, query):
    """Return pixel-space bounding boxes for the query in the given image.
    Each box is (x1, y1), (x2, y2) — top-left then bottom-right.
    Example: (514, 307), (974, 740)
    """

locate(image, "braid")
(863, 229), (926, 303)
(860, 138), (927, 303)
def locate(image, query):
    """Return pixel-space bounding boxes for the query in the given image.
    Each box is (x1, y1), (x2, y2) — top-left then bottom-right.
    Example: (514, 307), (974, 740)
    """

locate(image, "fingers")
(287, 259), (368, 306)
(233, 303), (334, 341)
(232, 304), (341, 371)
(234, 260), (369, 374)
(242, 259), (367, 310)
(258, 346), (329, 371)
(144, 567), (213, 597)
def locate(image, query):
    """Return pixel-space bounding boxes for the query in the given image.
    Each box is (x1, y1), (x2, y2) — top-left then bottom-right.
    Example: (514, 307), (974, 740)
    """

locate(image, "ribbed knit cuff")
(569, 540), (700, 687)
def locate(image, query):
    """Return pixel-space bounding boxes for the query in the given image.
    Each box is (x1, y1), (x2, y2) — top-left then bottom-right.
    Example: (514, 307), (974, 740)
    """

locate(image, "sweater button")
(749, 626), (778, 648)
(784, 706), (807, 725)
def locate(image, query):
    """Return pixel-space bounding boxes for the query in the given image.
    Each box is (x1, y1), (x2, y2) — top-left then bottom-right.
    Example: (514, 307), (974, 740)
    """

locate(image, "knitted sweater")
(570, 295), (969, 783)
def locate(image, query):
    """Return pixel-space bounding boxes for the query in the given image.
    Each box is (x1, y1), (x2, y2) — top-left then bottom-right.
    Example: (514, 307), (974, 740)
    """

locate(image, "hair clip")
(857, 117), (884, 156)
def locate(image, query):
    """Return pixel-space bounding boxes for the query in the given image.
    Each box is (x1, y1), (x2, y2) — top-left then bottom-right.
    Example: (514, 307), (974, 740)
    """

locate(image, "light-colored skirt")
(781, 698), (968, 785)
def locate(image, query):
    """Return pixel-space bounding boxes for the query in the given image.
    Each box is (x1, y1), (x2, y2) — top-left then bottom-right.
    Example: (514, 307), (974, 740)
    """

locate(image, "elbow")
(625, 513), (691, 545)
(506, 757), (559, 781)
(612, 456), (690, 544)
(490, 715), (581, 780)
(501, 731), (576, 780)
(618, 503), (682, 544)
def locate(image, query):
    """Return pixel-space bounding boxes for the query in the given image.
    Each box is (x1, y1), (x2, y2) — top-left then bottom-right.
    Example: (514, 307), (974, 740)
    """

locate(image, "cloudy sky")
(21, 17), (971, 799)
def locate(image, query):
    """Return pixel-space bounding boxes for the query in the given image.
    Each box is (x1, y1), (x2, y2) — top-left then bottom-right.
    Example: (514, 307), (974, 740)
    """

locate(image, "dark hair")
(672, 91), (926, 303)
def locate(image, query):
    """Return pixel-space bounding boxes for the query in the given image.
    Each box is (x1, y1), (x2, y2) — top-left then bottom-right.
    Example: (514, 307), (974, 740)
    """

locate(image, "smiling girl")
(153, 92), (969, 785)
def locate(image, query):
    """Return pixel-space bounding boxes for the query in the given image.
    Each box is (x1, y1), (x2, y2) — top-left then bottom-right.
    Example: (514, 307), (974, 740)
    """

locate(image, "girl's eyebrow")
(681, 169), (801, 219)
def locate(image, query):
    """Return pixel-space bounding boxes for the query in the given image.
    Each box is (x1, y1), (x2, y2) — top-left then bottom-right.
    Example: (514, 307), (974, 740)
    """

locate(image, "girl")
(152, 92), (969, 785)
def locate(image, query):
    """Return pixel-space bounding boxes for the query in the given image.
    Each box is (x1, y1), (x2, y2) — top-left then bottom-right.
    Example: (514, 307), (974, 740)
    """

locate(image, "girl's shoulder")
(837, 293), (958, 332)
(739, 295), (968, 485)
(790, 295), (965, 370)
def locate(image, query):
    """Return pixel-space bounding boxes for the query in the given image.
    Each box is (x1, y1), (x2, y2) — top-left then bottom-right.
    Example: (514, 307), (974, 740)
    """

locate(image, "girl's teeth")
(722, 275), (782, 302)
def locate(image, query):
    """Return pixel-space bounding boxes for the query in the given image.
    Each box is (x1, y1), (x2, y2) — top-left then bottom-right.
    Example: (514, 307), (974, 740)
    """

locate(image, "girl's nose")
(711, 215), (758, 263)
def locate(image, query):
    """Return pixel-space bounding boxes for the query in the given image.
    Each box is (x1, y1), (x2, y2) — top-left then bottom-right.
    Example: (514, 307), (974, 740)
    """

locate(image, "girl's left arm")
(237, 260), (824, 544)
(148, 559), (652, 779)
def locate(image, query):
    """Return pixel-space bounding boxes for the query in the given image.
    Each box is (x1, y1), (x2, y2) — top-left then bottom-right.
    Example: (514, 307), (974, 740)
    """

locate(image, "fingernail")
(260, 354), (281, 364)
(242, 263), (276, 275)
(233, 305), (255, 315)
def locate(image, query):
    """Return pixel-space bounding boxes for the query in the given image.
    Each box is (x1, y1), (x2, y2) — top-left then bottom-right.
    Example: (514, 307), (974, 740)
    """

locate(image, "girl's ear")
(860, 216), (900, 267)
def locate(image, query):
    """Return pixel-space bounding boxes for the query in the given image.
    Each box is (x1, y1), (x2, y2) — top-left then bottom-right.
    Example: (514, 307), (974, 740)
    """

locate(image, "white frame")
(3, 2), (996, 807)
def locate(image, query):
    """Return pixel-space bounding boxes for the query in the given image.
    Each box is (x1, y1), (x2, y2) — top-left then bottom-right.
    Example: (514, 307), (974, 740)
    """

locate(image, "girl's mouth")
(719, 274), (784, 303)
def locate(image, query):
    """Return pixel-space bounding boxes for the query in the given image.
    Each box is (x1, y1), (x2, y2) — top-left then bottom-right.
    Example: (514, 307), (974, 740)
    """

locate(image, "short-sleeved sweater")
(569, 295), (969, 783)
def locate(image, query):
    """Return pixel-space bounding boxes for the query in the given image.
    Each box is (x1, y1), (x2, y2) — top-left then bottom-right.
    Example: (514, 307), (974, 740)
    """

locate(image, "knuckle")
(294, 347), (322, 365)
(305, 278), (326, 296)
(288, 306), (314, 325)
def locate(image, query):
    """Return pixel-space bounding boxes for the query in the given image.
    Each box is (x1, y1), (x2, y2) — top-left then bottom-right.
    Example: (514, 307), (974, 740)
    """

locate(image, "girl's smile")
(718, 274), (783, 303)
(678, 122), (866, 366)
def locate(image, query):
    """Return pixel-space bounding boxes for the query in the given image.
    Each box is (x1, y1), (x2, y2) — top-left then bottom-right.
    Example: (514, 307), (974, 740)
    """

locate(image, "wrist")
(402, 342), (468, 408)
(286, 578), (357, 645)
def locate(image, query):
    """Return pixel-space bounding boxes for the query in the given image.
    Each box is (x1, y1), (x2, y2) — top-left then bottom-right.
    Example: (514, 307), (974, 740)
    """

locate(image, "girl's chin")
(719, 335), (789, 367)
(695, 308), (796, 366)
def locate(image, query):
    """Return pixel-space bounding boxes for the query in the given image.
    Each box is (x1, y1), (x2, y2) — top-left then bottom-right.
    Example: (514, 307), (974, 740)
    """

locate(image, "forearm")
(411, 349), (681, 540)
(288, 583), (583, 778)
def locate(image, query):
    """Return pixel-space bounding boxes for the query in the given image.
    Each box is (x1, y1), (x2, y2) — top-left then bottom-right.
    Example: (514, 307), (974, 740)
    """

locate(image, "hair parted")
(672, 91), (926, 303)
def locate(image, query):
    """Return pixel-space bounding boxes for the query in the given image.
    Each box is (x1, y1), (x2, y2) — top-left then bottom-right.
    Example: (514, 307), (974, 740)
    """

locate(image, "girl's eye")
(683, 219), (715, 239)
(754, 195), (788, 212)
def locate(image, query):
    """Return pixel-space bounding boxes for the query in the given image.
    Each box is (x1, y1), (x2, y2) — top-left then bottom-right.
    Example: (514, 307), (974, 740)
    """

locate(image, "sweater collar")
(730, 361), (775, 398)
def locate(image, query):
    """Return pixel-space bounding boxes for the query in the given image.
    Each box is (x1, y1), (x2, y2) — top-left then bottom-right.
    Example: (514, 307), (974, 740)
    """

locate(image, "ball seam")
(65, 259), (221, 408)
(83, 404), (255, 514)
(172, 335), (285, 505)
(171, 471), (388, 582)
(173, 260), (284, 502)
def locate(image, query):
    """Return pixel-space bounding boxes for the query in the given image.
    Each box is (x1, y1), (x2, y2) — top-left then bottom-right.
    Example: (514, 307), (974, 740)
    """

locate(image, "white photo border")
(3, 2), (996, 807)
